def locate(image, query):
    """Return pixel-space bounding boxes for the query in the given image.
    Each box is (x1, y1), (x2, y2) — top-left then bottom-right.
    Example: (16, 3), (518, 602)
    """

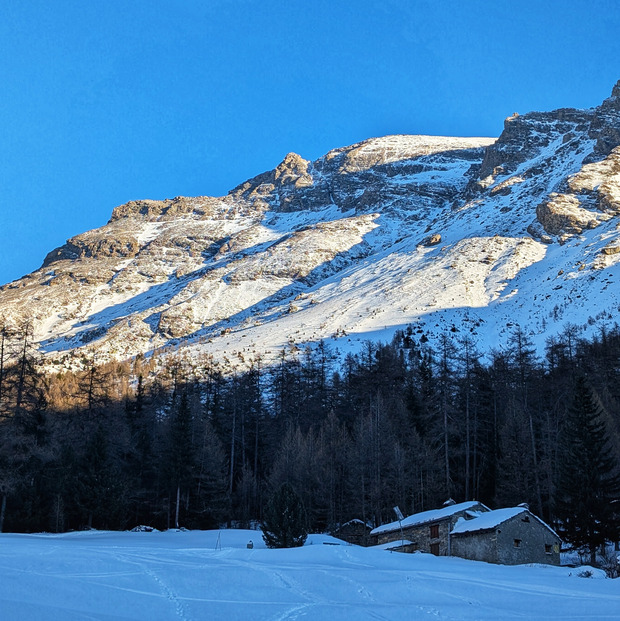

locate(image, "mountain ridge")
(2, 82), (620, 368)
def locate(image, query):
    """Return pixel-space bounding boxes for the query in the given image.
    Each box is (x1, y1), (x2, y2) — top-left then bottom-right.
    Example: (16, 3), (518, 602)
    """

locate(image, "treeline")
(0, 320), (619, 537)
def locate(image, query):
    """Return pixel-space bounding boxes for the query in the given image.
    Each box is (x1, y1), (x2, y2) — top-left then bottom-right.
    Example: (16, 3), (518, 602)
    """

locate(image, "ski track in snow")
(216, 555), (326, 619)
(108, 550), (190, 620)
(1, 530), (620, 620)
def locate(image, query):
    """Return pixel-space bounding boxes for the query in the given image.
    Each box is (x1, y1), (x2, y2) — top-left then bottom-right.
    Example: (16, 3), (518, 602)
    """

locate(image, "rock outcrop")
(535, 194), (604, 236)
(1, 82), (620, 368)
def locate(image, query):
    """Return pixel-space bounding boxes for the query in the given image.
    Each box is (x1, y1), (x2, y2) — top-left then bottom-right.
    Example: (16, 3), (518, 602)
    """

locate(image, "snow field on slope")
(22, 121), (620, 368)
(186, 126), (602, 363)
(336, 135), (496, 165)
(186, 222), (550, 364)
(0, 529), (617, 621)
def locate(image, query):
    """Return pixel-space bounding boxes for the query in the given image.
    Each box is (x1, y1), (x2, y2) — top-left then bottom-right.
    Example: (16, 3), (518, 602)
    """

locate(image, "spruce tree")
(167, 391), (195, 529)
(78, 424), (124, 529)
(262, 482), (308, 548)
(555, 376), (620, 564)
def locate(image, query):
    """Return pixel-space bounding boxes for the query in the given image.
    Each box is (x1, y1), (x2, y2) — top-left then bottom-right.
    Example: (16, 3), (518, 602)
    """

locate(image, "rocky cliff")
(1, 82), (619, 367)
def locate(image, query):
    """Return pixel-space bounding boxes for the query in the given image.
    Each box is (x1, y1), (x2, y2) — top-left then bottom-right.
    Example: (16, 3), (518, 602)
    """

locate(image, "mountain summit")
(2, 82), (620, 366)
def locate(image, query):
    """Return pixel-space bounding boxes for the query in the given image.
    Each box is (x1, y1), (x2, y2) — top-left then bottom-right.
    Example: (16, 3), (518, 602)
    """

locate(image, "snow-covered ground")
(1, 529), (618, 620)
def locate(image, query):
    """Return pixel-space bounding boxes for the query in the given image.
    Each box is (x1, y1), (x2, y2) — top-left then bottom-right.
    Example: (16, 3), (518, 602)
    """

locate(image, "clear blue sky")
(1, 0), (618, 285)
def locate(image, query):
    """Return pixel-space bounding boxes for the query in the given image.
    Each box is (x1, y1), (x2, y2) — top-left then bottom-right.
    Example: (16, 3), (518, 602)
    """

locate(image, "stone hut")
(450, 506), (562, 566)
(334, 519), (373, 546)
(370, 500), (490, 555)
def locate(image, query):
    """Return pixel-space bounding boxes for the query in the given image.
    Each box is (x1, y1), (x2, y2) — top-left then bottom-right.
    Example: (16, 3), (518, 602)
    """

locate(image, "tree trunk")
(443, 400), (450, 497)
(527, 409), (544, 517)
(229, 402), (236, 498)
(175, 483), (181, 529)
(0, 330), (5, 406)
(465, 388), (470, 499)
(0, 493), (6, 533)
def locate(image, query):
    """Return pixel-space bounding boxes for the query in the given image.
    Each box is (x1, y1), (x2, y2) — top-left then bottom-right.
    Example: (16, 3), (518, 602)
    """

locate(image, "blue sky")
(1, 0), (618, 285)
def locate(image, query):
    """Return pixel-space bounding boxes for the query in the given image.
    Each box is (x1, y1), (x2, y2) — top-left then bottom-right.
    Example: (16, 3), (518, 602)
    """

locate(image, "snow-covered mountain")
(2, 82), (620, 367)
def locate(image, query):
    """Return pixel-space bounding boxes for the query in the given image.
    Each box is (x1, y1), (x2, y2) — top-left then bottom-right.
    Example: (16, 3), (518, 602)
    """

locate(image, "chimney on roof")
(517, 502), (530, 510)
(443, 498), (456, 506)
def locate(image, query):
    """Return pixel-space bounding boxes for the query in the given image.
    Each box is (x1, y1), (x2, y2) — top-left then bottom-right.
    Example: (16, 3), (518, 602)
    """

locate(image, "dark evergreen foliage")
(262, 482), (308, 548)
(555, 376), (620, 563)
(0, 322), (617, 552)
(78, 424), (126, 529)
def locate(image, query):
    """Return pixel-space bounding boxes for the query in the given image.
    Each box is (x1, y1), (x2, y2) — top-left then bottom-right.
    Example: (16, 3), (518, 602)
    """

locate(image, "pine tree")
(555, 376), (620, 564)
(262, 482), (308, 548)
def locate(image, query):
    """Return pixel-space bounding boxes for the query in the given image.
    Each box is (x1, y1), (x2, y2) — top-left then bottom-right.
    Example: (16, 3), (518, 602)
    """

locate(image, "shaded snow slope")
(0, 529), (618, 621)
(1, 83), (620, 367)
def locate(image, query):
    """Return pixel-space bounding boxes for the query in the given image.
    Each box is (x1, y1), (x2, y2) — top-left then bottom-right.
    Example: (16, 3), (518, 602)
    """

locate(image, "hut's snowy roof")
(371, 540), (415, 551)
(451, 507), (526, 534)
(339, 519), (373, 530)
(370, 501), (488, 536)
(451, 507), (561, 539)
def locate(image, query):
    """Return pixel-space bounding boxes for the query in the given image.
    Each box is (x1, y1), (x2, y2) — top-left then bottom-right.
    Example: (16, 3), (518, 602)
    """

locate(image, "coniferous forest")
(0, 320), (619, 556)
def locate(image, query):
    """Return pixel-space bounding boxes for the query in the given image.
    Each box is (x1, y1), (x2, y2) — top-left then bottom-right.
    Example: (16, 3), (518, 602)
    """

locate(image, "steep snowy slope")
(1, 82), (619, 367)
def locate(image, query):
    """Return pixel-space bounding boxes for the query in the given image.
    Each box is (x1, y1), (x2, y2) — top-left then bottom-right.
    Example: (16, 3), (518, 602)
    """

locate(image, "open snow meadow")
(0, 529), (618, 620)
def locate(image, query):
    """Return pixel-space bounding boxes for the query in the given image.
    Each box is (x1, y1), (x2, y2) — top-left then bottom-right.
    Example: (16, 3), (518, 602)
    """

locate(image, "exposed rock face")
(568, 146), (620, 213)
(532, 143), (620, 238)
(1, 81), (620, 368)
(601, 244), (620, 255)
(43, 234), (141, 266)
(108, 196), (223, 222)
(231, 135), (493, 217)
(423, 233), (442, 246)
(479, 107), (593, 181)
(274, 152), (313, 187)
(536, 193), (604, 236)
(588, 80), (620, 157)
(466, 83), (620, 240)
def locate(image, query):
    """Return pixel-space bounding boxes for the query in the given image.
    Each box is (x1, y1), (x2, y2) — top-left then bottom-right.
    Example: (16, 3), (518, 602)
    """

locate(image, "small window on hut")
(513, 539), (522, 548)
(430, 524), (439, 539)
(545, 544), (553, 554)
(521, 516), (530, 523)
